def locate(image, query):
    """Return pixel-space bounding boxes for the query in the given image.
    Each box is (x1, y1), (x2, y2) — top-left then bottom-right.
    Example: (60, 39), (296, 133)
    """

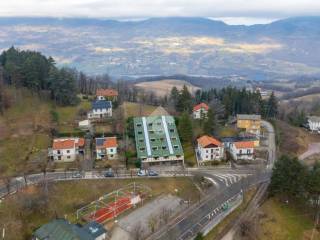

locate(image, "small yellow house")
(237, 114), (261, 136)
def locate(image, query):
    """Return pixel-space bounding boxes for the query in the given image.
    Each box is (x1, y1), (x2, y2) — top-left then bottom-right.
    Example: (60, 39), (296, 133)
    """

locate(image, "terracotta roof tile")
(53, 139), (75, 150)
(234, 141), (255, 149)
(53, 138), (84, 150)
(197, 135), (222, 148)
(193, 103), (209, 112)
(96, 137), (118, 149)
(96, 89), (118, 97)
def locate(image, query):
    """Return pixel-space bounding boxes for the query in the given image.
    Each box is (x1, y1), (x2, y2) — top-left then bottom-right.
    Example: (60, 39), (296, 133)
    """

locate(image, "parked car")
(148, 170), (158, 176)
(104, 169), (114, 177)
(72, 172), (82, 178)
(137, 169), (148, 176)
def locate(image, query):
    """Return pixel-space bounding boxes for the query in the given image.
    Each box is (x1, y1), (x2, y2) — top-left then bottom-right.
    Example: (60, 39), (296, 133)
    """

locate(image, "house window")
(58, 156), (61, 160)
(138, 131), (142, 134)
(140, 147), (145, 151)
(110, 149), (113, 153)
(57, 150), (61, 154)
(162, 146), (167, 150)
(67, 150), (70, 153)
(150, 138), (155, 142)
(148, 123), (153, 127)
(136, 123), (142, 127)
(67, 156), (70, 159)
(152, 147), (158, 151)
(170, 129), (175, 133)
(206, 150), (209, 153)
(139, 139), (144, 143)
(174, 145), (179, 149)
(110, 154), (114, 158)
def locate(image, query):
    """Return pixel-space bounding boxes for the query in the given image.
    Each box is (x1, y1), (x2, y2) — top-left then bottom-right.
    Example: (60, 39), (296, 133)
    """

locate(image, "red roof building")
(197, 135), (222, 148)
(96, 89), (118, 98)
(193, 103), (209, 112)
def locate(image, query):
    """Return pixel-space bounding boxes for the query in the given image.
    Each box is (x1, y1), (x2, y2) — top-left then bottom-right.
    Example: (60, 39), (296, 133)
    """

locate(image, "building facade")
(308, 116), (320, 133)
(96, 88), (118, 101)
(50, 138), (85, 162)
(229, 141), (255, 161)
(134, 115), (184, 166)
(95, 137), (118, 160)
(88, 100), (112, 120)
(237, 114), (261, 136)
(196, 135), (224, 163)
(193, 103), (209, 119)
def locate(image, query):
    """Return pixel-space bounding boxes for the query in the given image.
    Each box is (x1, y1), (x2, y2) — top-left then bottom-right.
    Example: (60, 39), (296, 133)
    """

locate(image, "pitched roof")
(96, 137), (117, 149)
(193, 103), (209, 112)
(308, 116), (320, 122)
(96, 88), (118, 97)
(234, 141), (255, 149)
(237, 114), (261, 121)
(33, 219), (93, 240)
(92, 100), (112, 110)
(53, 138), (84, 150)
(197, 135), (222, 148)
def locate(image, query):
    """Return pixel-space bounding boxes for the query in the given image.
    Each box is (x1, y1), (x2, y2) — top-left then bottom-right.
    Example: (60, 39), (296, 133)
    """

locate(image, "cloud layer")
(0, 0), (319, 20)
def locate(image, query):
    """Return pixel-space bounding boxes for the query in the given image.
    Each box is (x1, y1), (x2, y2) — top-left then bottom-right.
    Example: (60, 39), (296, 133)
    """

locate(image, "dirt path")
(299, 142), (320, 160)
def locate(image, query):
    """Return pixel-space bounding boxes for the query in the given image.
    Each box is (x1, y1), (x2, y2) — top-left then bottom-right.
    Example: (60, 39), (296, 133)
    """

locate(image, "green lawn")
(259, 198), (319, 240)
(0, 88), (52, 174)
(55, 99), (91, 134)
(121, 101), (158, 118)
(183, 143), (197, 167)
(0, 177), (198, 240)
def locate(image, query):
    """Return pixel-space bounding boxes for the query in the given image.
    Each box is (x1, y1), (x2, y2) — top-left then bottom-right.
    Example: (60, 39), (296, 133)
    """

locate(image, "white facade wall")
(230, 144), (254, 161)
(197, 143), (224, 162)
(308, 120), (320, 132)
(52, 148), (77, 162)
(193, 108), (208, 119)
(88, 108), (112, 119)
(96, 147), (117, 160)
(141, 155), (184, 164)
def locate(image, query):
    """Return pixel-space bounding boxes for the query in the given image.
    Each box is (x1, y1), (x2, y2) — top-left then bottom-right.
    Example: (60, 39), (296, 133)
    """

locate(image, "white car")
(137, 169), (147, 176)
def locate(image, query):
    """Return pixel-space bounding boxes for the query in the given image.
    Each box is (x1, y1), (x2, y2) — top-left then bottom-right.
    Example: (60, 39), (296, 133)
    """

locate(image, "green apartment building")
(134, 115), (184, 166)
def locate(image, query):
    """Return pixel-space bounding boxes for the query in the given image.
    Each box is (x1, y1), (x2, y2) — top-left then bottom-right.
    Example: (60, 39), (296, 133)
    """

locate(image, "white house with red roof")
(229, 141), (255, 161)
(193, 103), (209, 119)
(96, 88), (118, 101)
(50, 138), (85, 162)
(95, 137), (118, 160)
(196, 135), (224, 163)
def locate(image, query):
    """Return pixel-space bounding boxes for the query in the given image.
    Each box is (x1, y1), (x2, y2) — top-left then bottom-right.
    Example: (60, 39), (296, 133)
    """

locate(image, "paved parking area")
(111, 194), (186, 240)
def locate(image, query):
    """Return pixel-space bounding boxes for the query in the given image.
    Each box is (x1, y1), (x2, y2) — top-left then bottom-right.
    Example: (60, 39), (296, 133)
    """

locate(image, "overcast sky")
(0, 0), (319, 25)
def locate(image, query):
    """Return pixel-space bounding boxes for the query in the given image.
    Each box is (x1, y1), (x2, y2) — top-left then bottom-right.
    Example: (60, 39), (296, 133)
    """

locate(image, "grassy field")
(0, 177), (198, 240)
(55, 99), (91, 134)
(121, 101), (158, 118)
(134, 79), (200, 97)
(204, 188), (257, 240)
(0, 88), (52, 174)
(258, 198), (320, 240)
(183, 143), (197, 167)
(274, 120), (320, 156)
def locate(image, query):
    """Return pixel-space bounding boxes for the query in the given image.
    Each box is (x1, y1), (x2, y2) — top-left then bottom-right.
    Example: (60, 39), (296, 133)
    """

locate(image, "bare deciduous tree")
(132, 222), (144, 240)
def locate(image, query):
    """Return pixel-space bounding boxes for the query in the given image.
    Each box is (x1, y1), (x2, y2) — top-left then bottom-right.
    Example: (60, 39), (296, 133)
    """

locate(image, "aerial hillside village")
(36, 85), (268, 239)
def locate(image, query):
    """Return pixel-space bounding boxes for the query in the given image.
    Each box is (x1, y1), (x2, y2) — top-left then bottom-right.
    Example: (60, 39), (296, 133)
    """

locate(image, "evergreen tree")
(176, 85), (192, 113)
(178, 112), (193, 143)
(203, 108), (216, 135)
(266, 92), (278, 118)
(269, 155), (307, 198)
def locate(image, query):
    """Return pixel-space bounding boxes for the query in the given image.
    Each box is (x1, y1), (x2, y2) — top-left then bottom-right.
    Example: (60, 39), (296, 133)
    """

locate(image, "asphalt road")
(148, 120), (276, 240)
(0, 121), (276, 240)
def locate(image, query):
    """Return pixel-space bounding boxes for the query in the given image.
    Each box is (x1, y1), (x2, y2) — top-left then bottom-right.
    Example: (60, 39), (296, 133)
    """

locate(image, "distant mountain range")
(1, 16), (320, 80)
